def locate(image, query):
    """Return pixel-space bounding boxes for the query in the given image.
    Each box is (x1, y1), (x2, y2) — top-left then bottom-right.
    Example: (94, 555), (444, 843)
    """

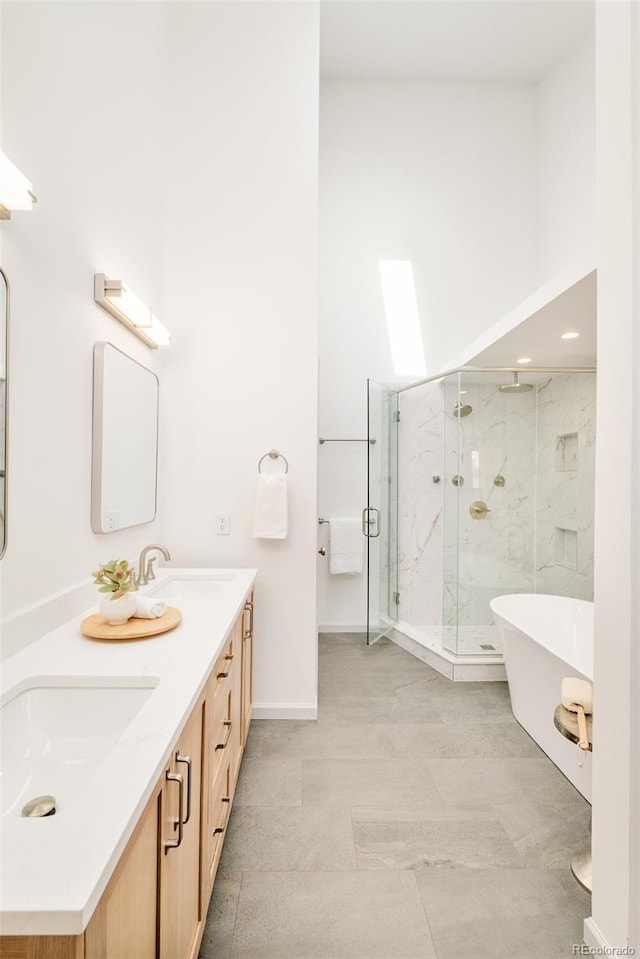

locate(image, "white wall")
(318, 79), (538, 628)
(0, 1), (165, 622)
(160, 2), (319, 716)
(537, 39), (596, 282)
(1, 2), (320, 720)
(318, 37), (597, 632)
(587, 1), (635, 949)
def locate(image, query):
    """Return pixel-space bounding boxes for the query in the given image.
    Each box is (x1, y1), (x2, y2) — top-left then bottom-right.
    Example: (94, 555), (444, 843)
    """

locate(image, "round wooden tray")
(81, 606), (182, 640)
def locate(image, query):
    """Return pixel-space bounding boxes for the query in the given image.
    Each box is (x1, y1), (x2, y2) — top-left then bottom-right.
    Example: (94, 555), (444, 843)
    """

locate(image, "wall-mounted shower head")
(453, 402), (473, 417)
(499, 373), (534, 395)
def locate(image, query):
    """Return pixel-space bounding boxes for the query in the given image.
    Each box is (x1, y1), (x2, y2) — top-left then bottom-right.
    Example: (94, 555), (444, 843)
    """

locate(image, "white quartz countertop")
(0, 567), (257, 936)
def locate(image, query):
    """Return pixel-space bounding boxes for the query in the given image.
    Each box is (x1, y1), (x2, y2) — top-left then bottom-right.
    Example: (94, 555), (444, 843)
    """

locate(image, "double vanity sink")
(0, 567), (257, 936)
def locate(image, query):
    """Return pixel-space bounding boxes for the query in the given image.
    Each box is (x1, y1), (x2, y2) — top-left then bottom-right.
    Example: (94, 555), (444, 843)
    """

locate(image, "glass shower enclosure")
(366, 367), (596, 656)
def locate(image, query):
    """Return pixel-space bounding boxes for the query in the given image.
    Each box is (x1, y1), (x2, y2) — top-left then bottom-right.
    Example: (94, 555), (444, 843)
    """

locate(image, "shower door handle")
(362, 508), (380, 538)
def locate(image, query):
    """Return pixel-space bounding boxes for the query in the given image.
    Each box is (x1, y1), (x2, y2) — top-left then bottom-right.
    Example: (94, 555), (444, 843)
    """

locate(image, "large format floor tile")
(426, 757), (588, 806)
(228, 871), (437, 959)
(219, 805), (358, 871)
(232, 758), (302, 806)
(199, 634), (592, 959)
(302, 758), (442, 806)
(352, 804), (523, 870)
(416, 866), (592, 959)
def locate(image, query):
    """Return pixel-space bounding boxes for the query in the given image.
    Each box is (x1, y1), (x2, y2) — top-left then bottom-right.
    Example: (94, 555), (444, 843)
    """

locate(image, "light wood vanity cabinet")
(0, 594), (255, 959)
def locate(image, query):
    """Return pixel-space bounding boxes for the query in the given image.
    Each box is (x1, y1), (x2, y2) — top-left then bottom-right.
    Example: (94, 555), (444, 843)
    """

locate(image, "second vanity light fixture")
(94, 274), (171, 348)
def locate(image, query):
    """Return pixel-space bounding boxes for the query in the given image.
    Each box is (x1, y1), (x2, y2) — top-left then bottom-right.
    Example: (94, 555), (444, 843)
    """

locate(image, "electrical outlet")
(103, 511), (119, 531)
(215, 512), (230, 536)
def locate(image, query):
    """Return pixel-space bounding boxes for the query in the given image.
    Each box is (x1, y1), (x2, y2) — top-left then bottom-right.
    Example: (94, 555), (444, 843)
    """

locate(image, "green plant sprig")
(92, 559), (134, 600)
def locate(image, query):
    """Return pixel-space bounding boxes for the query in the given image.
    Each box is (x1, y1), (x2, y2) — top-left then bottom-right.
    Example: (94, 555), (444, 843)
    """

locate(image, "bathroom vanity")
(0, 568), (256, 959)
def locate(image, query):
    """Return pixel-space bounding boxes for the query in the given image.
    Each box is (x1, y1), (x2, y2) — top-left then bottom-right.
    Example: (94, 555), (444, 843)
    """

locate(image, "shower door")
(366, 379), (399, 645)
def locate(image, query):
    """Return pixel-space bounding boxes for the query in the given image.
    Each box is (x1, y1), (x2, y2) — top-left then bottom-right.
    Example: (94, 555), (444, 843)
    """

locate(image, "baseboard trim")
(583, 917), (626, 953)
(318, 624), (367, 634)
(252, 703), (318, 720)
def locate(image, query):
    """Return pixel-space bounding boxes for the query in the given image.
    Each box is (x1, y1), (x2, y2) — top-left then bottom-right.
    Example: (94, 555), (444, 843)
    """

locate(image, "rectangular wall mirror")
(91, 342), (159, 533)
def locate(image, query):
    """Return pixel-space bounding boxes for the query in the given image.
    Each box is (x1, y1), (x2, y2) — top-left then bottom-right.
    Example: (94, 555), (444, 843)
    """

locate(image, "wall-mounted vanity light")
(94, 274), (171, 349)
(0, 151), (37, 219)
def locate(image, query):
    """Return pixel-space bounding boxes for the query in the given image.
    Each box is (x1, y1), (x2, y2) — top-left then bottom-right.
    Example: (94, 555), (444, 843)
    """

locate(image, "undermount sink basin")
(147, 573), (235, 600)
(0, 678), (158, 819)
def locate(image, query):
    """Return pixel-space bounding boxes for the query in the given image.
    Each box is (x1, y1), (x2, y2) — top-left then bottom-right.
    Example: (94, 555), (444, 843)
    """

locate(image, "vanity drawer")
(212, 633), (236, 691)
(202, 757), (232, 897)
(209, 683), (234, 782)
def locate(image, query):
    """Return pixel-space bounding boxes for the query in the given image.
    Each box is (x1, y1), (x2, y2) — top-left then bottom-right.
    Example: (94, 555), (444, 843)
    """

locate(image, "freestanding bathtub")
(490, 593), (593, 802)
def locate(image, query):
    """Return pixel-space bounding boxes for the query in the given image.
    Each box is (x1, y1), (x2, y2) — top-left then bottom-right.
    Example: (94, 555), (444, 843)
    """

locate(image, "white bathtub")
(490, 593), (593, 802)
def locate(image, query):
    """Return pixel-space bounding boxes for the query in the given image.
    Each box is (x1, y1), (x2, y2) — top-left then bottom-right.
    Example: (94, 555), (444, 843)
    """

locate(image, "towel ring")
(257, 449), (289, 474)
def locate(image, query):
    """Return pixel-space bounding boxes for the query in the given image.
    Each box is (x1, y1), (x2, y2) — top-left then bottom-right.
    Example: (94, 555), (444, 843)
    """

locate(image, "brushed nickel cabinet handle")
(164, 771), (184, 853)
(216, 720), (232, 751)
(213, 796), (231, 835)
(244, 601), (254, 638)
(175, 753), (192, 825)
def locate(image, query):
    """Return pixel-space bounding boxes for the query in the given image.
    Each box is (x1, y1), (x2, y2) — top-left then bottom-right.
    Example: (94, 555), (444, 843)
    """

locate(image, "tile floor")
(198, 634), (592, 959)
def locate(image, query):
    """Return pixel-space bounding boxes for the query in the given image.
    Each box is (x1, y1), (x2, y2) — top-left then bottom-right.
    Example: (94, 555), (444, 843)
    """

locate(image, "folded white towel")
(329, 517), (364, 575)
(133, 597), (167, 619)
(253, 473), (288, 539)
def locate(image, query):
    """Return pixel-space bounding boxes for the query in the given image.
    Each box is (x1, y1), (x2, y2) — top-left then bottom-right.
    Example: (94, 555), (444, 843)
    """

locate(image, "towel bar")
(319, 437), (376, 445)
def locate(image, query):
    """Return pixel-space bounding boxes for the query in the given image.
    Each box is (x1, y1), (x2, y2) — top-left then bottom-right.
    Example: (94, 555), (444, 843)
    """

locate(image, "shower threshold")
(387, 620), (507, 682)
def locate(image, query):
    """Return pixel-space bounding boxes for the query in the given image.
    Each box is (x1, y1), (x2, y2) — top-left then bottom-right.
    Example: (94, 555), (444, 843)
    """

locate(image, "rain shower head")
(453, 402), (473, 417)
(499, 373), (534, 395)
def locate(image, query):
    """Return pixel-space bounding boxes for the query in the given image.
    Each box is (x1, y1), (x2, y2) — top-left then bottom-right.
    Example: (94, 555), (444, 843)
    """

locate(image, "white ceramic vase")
(99, 591), (138, 625)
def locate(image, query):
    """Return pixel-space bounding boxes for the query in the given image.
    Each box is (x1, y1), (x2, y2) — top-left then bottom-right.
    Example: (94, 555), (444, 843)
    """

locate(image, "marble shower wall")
(535, 373), (596, 600)
(445, 378), (538, 628)
(397, 372), (596, 636)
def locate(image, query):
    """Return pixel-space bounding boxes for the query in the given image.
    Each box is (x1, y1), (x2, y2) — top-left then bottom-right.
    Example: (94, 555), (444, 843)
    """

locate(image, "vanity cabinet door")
(230, 614), (244, 782)
(84, 788), (160, 959)
(241, 594), (254, 746)
(159, 702), (204, 959)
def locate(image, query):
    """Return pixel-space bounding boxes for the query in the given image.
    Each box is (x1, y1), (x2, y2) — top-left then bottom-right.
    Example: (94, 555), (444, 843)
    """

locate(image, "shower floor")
(421, 624), (503, 656)
(389, 621), (506, 682)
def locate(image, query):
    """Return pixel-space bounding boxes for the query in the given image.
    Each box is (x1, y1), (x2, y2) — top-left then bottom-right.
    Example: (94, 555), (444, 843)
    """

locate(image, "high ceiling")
(320, 1), (594, 82)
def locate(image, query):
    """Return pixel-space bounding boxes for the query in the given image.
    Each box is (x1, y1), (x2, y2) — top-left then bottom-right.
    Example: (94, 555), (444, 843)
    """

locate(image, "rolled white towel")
(561, 677), (593, 714)
(133, 597), (166, 620)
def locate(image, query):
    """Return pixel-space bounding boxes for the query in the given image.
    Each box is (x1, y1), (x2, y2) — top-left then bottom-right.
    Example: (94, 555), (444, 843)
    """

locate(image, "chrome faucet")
(135, 543), (171, 588)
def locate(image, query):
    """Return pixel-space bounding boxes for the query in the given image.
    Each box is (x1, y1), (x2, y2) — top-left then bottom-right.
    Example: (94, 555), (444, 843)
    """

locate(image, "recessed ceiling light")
(459, 390), (469, 395)
(561, 331), (580, 340)
(517, 357), (532, 364)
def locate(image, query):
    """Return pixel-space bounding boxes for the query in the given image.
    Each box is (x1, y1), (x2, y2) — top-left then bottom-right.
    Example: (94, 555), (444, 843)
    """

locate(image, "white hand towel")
(329, 517), (364, 575)
(253, 473), (288, 539)
(133, 597), (166, 619)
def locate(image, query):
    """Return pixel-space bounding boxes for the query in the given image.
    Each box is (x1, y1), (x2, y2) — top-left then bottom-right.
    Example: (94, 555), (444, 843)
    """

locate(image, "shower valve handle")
(469, 500), (491, 520)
